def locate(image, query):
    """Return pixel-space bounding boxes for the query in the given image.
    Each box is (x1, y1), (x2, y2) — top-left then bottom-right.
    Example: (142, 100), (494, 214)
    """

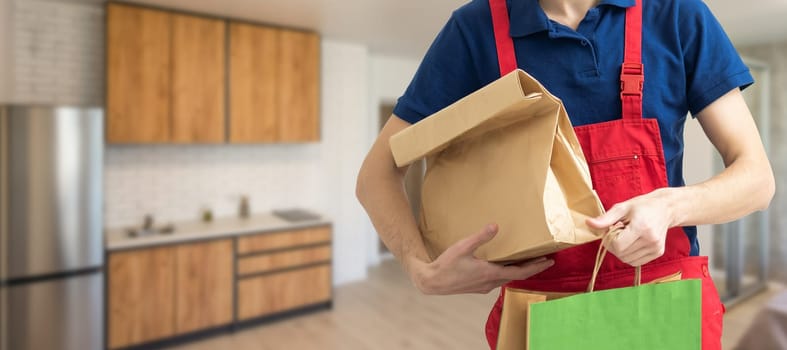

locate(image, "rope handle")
(587, 224), (642, 293)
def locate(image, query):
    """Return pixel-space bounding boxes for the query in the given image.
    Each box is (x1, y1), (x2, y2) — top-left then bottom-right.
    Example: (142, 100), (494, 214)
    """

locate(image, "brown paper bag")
(389, 69), (604, 262)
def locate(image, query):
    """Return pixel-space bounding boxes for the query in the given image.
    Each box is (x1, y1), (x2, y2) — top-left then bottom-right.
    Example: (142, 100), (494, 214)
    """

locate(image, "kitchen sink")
(125, 224), (175, 238)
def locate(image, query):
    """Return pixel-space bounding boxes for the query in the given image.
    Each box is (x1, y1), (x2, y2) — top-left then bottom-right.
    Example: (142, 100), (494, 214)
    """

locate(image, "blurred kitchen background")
(0, 0), (784, 349)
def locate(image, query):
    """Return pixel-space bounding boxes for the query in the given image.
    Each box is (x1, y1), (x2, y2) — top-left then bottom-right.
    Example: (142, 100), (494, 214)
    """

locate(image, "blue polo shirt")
(393, 0), (754, 256)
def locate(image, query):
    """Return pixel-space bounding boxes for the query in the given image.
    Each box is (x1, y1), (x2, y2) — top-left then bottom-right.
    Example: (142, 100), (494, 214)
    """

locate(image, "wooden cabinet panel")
(106, 4), (171, 143)
(277, 30), (320, 142)
(171, 14), (226, 143)
(229, 23), (279, 143)
(237, 265), (331, 320)
(175, 239), (234, 334)
(236, 227), (332, 255)
(108, 246), (175, 349)
(237, 245), (331, 275)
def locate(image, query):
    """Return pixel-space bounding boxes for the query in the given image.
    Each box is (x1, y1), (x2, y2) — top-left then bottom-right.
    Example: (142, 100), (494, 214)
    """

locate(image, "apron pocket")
(588, 154), (642, 209)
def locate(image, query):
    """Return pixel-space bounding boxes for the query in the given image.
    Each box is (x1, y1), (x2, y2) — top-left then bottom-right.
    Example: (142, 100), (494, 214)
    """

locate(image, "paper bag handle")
(587, 225), (642, 293)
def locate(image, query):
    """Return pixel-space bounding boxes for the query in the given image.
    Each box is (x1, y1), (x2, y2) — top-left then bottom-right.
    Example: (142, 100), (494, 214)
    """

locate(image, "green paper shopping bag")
(497, 228), (702, 350)
(528, 279), (702, 349)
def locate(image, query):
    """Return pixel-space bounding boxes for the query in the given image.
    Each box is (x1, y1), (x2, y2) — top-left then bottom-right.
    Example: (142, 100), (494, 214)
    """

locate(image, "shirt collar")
(509, 0), (636, 38)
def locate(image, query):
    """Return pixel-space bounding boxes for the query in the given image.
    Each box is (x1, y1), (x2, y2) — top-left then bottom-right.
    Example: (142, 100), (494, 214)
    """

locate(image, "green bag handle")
(587, 225), (642, 293)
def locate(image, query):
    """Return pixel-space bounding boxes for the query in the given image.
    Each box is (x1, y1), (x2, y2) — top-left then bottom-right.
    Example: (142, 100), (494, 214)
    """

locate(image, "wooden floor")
(172, 260), (782, 350)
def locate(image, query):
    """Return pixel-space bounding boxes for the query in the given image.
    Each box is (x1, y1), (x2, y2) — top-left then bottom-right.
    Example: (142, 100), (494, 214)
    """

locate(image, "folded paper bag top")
(389, 70), (605, 262)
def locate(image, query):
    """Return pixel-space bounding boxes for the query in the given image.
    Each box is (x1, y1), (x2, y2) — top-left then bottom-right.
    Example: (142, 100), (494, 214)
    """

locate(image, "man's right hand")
(405, 224), (555, 295)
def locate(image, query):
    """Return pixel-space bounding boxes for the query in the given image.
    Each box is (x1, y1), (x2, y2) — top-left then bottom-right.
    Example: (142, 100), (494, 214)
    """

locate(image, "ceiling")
(121, 0), (787, 59)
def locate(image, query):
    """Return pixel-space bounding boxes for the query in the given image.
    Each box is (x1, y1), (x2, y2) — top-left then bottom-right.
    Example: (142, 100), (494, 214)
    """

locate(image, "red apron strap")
(489, 0), (518, 75)
(621, 0), (644, 120)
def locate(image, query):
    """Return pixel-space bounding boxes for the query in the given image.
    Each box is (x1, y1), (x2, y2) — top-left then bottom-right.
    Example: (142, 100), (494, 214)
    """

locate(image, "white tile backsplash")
(104, 144), (326, 228)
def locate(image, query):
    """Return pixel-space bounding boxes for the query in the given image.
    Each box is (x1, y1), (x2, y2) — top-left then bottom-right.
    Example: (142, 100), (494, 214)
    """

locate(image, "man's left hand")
(586, 188), (676, 267)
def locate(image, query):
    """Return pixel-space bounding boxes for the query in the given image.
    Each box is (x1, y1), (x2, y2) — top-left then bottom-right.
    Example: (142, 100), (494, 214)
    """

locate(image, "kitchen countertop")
(105, 212), (331, 252)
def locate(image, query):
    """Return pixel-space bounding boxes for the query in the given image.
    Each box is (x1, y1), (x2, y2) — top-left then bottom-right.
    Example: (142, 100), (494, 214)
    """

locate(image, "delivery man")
(356, 0), (775, 348)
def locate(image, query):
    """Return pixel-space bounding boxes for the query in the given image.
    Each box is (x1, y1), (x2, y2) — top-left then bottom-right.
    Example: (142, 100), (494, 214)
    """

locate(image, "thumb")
(456, 224), (499, 255)
(587, 204), (628, 230)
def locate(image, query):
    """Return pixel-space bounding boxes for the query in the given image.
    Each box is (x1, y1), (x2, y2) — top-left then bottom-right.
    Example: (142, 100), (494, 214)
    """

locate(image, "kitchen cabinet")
(237, 245), (332, 275)
(108, 246), (176, 349)
(229, 23), (279, 143)
(106, 3), (171, 143)
(171, 14), (227, 143)
(229, 23), (321, 143)
(235, 226), (332, 320)
(107, 3), (320, 144)
(174, 240), (234, 334)
(237, 265), (332, 320)
(106, 4), (227, 144)
(106, 224), (331, 347)
(107, 239), (233, 348)
(236, 226), (331, 254)
(277, 29), (321, 142)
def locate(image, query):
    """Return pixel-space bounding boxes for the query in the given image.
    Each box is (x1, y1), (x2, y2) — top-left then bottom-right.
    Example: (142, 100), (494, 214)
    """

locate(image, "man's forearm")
(356, 115), (432, 274)
(356, 169), (431, 271)
(663, 155), (774, 228)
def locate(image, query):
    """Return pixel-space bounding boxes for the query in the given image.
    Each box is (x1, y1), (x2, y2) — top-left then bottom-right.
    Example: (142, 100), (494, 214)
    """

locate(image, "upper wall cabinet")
(106, 4), (320, 144)
(228, 23), (279, 143)
(277, 29), (321, 142)
(106, 3), (226, 144)
(171, 14), (226, 144)
(107, 4), (172, 143)
(229, 23), (320, 143)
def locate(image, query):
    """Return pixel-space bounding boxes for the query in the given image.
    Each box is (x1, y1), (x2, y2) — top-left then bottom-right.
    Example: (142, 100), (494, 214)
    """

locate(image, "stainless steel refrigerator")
(0, 106), (104, 350)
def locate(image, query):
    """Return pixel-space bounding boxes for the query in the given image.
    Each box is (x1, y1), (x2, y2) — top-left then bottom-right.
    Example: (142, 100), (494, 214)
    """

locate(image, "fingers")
(606, 226), (638, 254)
(587, 203), (629, 230)
(454, 224), (499, 256)
(608, 235), (667, 267)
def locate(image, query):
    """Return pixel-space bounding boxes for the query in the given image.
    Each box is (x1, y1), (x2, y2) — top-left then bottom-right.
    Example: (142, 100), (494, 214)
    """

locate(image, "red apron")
(484, 0), (724, 348)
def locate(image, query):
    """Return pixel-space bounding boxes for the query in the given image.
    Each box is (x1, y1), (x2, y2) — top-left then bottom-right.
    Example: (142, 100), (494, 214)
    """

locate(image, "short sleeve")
(393, 14), (482, 124)
(680, 0), (754, 116)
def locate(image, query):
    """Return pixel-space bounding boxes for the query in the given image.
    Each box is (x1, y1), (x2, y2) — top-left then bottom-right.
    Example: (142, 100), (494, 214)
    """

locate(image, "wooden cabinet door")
(237, 265), (331, 320)
(229, 23), (279, 143)
(106, 4), (172, 143)
(174, 239), (234, 334)
(108, 247), (175, 349)
(171, 14), (226, 143)
(277, 30), (321, 142)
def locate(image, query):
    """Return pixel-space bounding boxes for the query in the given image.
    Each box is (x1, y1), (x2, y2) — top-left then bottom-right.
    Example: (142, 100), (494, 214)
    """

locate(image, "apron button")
(702, 265), (709, 277)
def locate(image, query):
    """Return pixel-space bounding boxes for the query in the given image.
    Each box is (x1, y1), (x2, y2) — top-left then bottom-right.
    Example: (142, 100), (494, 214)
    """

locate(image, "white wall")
(320, 40), (371, 284)
(364, 54), (420, 266)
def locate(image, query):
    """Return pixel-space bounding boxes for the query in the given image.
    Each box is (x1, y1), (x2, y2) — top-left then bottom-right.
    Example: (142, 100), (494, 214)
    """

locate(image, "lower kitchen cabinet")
(107, 239), (233, 349)
(175, 240), (234, 334)
(106, 226), (332, 348)
(108, 246), (176, 349)
(237, 264), (332, 320)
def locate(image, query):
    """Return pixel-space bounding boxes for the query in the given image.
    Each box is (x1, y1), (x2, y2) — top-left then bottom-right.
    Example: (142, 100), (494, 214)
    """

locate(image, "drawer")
(236, 226), (331, 254)
(237, 245), (331, 276)
(236, 264), (331, 320)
